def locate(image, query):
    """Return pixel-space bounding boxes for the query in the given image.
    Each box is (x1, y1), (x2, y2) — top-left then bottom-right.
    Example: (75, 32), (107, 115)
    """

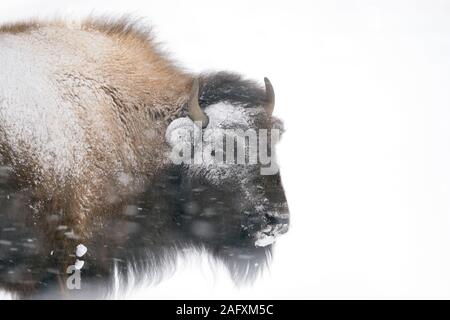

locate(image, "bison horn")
(264, 77), (275, 116)
(187, 78), (209, 128)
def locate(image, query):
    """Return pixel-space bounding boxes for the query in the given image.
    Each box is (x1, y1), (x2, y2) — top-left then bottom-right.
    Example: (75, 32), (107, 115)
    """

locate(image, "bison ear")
(165, 118), (195, 147)
(187, 79), (209, 128)
(271, 117), (285, 136)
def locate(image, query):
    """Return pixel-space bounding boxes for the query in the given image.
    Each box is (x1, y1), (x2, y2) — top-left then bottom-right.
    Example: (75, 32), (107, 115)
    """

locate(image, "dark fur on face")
(197, 72), (267, 110)
(177, 72), (270, 132)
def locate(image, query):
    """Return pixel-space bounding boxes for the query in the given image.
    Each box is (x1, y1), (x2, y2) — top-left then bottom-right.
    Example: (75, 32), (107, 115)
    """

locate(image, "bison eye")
(211, 150), (216, 157)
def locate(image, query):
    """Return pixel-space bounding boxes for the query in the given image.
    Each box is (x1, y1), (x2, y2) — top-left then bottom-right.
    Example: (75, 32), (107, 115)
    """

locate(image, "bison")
(0, 17), (289, 299)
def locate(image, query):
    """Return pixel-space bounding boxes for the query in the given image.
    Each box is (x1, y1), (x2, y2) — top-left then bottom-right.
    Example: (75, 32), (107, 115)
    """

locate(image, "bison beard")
(0, 166), (274, 298)
(0, 17), (289, 299)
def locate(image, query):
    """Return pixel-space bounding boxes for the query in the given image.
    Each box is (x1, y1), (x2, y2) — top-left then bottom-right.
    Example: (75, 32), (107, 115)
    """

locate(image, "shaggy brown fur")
(0, 17), (194, 274)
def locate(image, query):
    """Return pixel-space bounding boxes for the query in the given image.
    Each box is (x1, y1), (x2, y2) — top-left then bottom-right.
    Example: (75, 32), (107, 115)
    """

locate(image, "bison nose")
(254, 210), (290, 248)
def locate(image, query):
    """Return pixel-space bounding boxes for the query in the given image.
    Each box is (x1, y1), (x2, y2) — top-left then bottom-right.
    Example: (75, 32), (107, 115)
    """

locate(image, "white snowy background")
(1, 0), (450, 299)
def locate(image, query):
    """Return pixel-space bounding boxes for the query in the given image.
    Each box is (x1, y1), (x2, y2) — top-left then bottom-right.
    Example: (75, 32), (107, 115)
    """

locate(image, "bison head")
(166, 73), (289, 249)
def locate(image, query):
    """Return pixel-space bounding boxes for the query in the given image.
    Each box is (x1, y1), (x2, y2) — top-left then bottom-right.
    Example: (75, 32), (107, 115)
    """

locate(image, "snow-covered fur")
(0, 17), (191, 239)
(0, 17), (288, 298)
